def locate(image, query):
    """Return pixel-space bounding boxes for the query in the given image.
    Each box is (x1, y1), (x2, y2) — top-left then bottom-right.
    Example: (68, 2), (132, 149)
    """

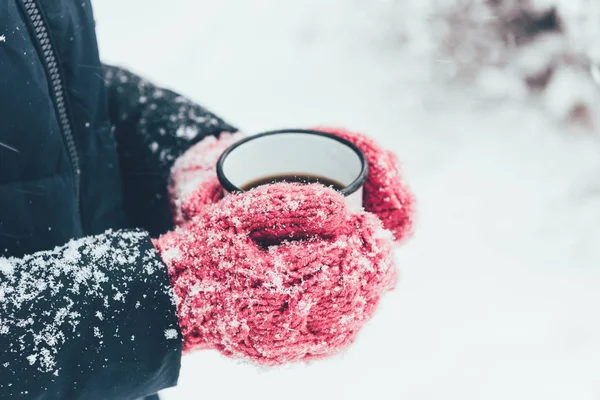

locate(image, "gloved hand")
(169, 131), (244, 225)
(315, 127), (414, 241)
(153, 183), (397, 364)
(169, 128), (414, 242)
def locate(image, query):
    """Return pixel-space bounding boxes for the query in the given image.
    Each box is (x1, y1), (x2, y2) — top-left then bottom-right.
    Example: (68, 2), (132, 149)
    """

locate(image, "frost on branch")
(430, 0), (600, 128)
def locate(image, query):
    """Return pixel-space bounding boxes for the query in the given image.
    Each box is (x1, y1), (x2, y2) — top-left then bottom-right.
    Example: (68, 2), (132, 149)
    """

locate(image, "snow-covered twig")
(429, 0), (600, 128)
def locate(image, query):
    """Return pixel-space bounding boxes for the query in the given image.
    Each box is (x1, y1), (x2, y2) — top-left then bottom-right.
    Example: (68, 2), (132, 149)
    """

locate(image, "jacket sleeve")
(103, 65), (238, 236)
(0, 229), (182, 400)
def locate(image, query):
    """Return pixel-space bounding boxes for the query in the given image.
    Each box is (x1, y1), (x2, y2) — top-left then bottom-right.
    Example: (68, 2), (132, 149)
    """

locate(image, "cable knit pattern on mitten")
(153, 183), (397, 365)
(315, 127), (415, 242)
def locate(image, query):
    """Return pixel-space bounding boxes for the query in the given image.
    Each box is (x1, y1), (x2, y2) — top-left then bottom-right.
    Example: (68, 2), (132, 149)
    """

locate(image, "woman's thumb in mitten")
(210, 182), (349, 243)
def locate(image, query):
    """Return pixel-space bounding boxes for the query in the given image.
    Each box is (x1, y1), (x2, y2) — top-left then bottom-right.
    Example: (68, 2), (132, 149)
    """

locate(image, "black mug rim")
(216, 129), (369, 196)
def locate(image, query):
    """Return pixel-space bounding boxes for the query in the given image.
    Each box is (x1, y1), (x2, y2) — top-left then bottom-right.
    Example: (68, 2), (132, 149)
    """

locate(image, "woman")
(0, 1), (413, 399)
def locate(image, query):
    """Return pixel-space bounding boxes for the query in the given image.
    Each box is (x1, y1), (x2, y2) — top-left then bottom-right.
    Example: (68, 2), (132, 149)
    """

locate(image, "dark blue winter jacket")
(0, 1), (236, 398)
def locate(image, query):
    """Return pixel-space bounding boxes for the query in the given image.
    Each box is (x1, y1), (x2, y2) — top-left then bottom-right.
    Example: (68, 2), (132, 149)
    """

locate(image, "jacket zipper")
(21, 0), (82, 223)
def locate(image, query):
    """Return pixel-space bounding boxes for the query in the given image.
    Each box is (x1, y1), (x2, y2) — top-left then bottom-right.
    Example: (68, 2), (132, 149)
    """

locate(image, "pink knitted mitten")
(153, 183), (397, 365)
(170, 128), (414, 242)
(169, 132), (244, 225)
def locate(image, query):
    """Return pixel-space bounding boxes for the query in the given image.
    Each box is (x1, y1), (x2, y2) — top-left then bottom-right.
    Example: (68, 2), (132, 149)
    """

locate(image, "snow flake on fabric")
(0, 230), (175, 378)
(104, 66), (237, 172)
(154, 183), (398, 365)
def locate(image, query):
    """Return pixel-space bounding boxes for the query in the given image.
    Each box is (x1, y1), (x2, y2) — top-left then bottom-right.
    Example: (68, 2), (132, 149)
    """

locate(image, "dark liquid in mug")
(241, 174), (346, 191)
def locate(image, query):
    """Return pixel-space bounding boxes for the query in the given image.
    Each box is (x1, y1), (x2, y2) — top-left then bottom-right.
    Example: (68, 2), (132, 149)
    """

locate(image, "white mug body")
(217, 129), (368, 211)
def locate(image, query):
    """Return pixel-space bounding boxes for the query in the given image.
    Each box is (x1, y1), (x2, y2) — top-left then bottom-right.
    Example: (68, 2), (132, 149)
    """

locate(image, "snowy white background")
(94, 1), (600, 399)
